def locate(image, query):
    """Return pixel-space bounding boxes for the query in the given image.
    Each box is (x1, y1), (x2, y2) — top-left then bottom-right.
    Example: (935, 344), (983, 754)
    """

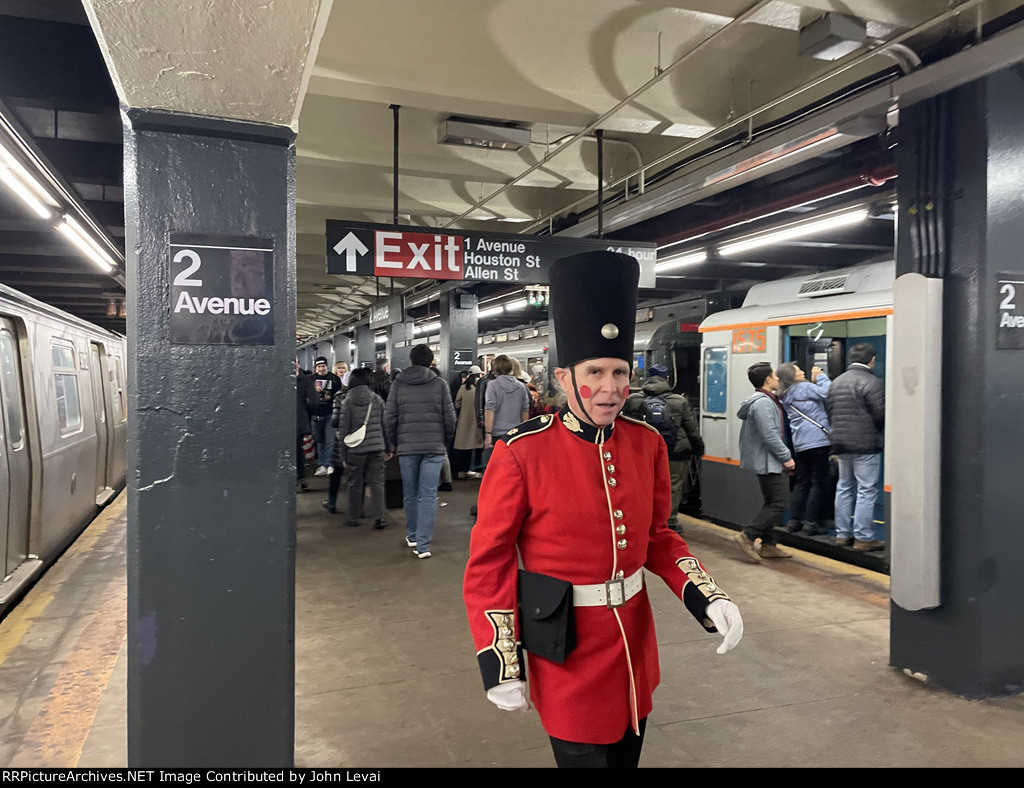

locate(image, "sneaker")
(296, 481), (308, 493)
(785, 520), (804, 533)
(438, 482), (453, 492)
(405, 537), (417, 548)
(457, 472), (467, 480)
(321, 500), (336, 514)
(853, 539), (885, 551)
(416, 551), (432, 559)
(732, 532), (763, 563)
(465, 471), (482, 479)
(835, 536), (854, 547)
(804, 523), (827, 536)
(759, 543), (793, 560)
(314, 466), (328, 477)
(327, 466), (334, 475)
(344, 520), (359, 528)
(373, 519), (387, 530)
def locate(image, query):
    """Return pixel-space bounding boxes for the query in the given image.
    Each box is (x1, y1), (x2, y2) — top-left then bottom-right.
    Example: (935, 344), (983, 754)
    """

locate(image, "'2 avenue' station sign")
(326, 220), (657, 288)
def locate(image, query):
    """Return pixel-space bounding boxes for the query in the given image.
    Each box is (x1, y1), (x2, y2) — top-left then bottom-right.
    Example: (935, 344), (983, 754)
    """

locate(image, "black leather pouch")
(517, 569), (577, 664)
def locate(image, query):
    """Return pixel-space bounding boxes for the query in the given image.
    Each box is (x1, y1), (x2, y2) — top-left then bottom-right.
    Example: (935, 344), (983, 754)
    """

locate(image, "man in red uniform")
(463, 251), (744, 768)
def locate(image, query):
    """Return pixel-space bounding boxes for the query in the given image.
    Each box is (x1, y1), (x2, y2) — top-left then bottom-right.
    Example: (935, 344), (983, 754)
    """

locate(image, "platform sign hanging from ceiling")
(326, 220), (657, 288)
(169, 234), (275, 345)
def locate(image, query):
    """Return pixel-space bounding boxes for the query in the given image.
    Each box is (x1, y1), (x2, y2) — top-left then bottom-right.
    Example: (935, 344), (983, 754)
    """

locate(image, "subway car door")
(0, 320), (30, 577)
(88, 343), (111, 504)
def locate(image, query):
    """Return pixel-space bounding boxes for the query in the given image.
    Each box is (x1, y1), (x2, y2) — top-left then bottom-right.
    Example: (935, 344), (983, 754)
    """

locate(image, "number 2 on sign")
(732, 327), (766, 353)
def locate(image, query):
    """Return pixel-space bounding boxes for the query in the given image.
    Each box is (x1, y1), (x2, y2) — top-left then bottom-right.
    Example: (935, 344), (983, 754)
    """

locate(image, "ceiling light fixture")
(654, 251), (707, 274)
(437, 118), (531, 151)
(718, 208), (869, 257)
(504, 298), (529, 311)
(799, 13), (866, 61)
(477, 305), (505, 319)
(57, 214), (115, 272)
(0, 142), (54, 219)
(414, 322), (440, 336)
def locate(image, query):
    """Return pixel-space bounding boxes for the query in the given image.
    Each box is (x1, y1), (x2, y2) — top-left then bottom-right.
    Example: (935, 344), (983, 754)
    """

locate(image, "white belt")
(572, 569), (644, 609)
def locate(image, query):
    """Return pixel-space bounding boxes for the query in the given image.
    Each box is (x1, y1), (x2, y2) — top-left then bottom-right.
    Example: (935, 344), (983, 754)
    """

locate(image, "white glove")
(486, 681), (531, 712)
(706, 598), (744, 654)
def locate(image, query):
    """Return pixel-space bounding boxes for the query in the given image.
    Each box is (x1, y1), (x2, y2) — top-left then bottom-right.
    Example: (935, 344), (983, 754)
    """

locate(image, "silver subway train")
(0, 283), (127, 618)
(697, 260), (894, 569)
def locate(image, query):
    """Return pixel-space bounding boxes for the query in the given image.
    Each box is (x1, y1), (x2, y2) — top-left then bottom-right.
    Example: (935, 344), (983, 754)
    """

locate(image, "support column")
(890, 68), (1024, 697)
(124, 111), (295, 765)
(354, 324), (374, 368)
(389, 321), (414, 372)
(440, 290), (478, 382)
(332, 332), (353, 366)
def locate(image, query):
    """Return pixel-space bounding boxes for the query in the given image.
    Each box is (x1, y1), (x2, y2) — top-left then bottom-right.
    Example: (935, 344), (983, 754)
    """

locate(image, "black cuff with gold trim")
(677, 557), (730, 633)
(477, 610), (527, 690)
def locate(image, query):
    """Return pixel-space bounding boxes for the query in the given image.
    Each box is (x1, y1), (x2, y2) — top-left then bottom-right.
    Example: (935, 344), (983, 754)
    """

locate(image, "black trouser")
(327, 459), (344, 505)
(451, 447), (481, 475)
(549, 718), (647, 768)
(744, 472), (790, 545)
(345, 451), (385, 520)
(790, 445), (831, 524)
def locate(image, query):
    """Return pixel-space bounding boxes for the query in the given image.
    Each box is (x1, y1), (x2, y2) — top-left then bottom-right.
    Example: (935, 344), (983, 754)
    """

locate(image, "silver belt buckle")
(604, 578), (626, 609)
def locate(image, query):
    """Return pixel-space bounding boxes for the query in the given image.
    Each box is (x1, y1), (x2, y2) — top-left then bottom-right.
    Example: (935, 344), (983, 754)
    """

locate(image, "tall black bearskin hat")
(549, 250), (640, 368)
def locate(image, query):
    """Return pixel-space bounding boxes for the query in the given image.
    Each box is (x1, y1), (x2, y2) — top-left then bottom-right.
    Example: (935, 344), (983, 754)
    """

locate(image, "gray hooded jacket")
(737, 391), (792, 474)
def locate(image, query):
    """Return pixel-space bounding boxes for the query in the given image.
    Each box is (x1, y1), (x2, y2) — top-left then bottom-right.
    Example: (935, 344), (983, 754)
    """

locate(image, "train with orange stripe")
(695, 259), (894, 570)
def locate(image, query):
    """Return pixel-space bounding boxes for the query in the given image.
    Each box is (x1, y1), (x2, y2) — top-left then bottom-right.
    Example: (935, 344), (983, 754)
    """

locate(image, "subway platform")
(2, 475), (1023, 769)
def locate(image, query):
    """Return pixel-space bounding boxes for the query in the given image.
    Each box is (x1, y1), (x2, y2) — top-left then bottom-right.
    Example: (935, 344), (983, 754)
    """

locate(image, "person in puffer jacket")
(777, 362), (831, 536)
(328, 366), (392, 528)
(824, 343), (885, 551)
(384, 344), (457, 558)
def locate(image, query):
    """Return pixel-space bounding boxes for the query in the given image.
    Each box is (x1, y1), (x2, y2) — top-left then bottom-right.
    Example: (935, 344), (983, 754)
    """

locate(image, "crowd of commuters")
(732, 341), (886, 563)
(292, 266), (890, 769)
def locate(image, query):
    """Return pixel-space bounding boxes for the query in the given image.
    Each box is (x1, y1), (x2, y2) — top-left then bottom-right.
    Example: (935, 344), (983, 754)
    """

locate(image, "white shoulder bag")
(343, 402), (372, 448)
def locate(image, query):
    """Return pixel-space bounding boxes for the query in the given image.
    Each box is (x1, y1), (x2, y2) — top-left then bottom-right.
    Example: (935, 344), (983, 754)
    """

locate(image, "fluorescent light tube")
(0, 141), (56, 218)
(0, 164), (52, 219)
(655, 251), (707, 273)
(719, 209), (869, 256)
(478, 306), (504, 319)
(504, 298), (529, 310)
(58, 219), (114, 272)
(62, 214), (117, 264)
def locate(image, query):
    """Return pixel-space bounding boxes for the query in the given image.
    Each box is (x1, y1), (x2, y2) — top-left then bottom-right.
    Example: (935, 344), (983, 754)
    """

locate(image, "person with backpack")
(624, 364), (704, 532)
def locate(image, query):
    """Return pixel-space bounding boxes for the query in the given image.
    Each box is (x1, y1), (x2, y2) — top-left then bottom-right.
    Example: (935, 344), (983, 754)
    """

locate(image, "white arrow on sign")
(333, 232), (369, 272)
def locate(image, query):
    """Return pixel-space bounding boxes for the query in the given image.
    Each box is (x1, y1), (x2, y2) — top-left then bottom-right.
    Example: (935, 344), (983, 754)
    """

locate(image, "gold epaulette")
(502, 413), (557, 445)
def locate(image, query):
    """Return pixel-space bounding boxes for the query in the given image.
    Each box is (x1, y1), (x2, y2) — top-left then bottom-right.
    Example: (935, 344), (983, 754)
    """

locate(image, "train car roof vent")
(797, 274), (853, 298)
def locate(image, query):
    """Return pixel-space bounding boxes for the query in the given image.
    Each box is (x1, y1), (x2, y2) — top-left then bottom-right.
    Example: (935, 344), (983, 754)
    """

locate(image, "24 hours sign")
(169, 235), (275, 345)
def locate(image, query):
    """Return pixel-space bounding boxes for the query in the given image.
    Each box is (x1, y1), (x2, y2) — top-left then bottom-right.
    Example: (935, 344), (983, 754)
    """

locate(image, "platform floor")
(2, 473), (1023, 768)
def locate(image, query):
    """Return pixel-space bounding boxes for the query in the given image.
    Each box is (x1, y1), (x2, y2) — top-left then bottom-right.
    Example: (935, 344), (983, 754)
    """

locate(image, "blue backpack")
(642, 395), (679, 449)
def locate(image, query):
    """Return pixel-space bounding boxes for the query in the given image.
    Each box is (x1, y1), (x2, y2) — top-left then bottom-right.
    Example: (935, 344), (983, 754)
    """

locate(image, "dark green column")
(890, 66), (1024, 698)
(124, 110), (296, 765)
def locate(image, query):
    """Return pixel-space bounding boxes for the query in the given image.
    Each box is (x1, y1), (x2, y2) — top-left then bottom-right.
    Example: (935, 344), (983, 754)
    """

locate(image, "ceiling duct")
(437, 118), (531, 151)
(799, 13), (866, 61)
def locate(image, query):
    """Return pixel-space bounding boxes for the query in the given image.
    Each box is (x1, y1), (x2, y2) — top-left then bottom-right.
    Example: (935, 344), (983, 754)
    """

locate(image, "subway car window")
(702, 346), (728, 414)
(52, 340), (82, 434)
(114, 355), (127, 422)
(0, 331), (23, 448)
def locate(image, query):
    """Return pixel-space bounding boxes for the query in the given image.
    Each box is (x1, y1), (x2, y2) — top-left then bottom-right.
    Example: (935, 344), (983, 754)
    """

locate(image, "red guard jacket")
(463, 407), (731, 744)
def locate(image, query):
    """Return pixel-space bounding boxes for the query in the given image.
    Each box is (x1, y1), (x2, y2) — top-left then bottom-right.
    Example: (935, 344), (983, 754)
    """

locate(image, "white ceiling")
(82, 0), (1024, 338)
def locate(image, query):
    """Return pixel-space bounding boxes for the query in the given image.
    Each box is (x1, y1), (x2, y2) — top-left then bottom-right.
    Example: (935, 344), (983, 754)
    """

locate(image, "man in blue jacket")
(734, 361), (795, 563)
